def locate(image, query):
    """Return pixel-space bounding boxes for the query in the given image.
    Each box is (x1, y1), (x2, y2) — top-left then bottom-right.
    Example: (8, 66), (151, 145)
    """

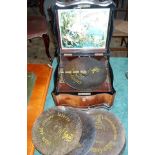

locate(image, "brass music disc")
(86, 110), (126, 155)
(63, 57), (107, 90)
(32, 107), (82, 155)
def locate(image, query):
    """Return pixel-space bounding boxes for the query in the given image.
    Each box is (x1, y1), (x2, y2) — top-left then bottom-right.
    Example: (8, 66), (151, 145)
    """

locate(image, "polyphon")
(50, 0), (116, 108)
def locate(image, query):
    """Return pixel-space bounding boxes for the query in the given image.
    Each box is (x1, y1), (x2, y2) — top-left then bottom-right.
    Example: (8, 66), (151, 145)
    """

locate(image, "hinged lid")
(51, 0), (115, 55)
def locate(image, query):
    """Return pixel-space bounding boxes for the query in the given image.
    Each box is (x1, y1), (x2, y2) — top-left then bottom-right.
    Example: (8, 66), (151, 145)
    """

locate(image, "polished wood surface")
(27, 64), (52, 155)
(53, 93), (115, 108)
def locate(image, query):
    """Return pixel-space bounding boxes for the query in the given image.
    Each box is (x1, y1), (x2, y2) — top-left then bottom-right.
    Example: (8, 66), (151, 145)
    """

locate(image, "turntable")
(50, 0), (116, 108)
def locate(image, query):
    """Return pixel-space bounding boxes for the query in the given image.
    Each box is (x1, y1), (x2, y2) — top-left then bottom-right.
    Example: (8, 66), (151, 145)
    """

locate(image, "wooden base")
(27, 64), (52, 155)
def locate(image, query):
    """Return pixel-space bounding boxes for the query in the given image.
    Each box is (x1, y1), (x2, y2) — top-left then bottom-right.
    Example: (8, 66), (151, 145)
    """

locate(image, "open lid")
(52, 0), (115, 55)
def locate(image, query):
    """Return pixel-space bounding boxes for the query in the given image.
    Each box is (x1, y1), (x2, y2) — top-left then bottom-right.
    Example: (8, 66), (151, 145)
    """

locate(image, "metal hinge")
(63, 53), (73, 56)
(78, 93), (91, 96)
(94, 53), (104, 56)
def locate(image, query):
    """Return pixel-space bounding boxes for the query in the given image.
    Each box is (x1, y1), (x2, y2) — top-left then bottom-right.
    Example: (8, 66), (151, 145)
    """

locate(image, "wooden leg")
(42, 34), (52, 62)
(125, 41), (128, 48)
(120, 37), (128, 48)
(120, 37), (125, 46)
(123, 37), (128, 48)
(28, 39), (32, 43)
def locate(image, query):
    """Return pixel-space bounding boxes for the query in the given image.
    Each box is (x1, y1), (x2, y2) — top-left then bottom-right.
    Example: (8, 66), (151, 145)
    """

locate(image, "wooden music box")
(50, 0), (116, 109)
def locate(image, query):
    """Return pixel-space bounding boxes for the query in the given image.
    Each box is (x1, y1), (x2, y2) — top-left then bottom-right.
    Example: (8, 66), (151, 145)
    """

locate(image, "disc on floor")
(63, 57), (107, 90)
(32, 107), (82, 155)
(86, 109), (126, 155)
(63, 107), (96, 155)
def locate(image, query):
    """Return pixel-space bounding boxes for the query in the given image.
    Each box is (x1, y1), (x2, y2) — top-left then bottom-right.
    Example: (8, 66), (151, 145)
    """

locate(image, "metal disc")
(64, 107), (96, 155)
(32, 107), (82, 155)
(63, 57), (107, 90)
(86, 109), (126, 155)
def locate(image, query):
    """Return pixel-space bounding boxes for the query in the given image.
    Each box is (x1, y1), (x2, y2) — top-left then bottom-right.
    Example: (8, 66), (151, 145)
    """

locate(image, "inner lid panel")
(57, 8), (110, 53)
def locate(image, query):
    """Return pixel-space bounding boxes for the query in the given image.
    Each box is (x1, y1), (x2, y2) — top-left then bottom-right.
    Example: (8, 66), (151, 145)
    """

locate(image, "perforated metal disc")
(66, 107), (96, 155)
(86, 110), (126, 155)
(32, 107), (82, 155)
(63, 57), (107, 90)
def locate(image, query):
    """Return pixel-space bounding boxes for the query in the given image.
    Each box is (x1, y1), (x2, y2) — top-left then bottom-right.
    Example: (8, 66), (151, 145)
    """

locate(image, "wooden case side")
(53, 93), (115, 109)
